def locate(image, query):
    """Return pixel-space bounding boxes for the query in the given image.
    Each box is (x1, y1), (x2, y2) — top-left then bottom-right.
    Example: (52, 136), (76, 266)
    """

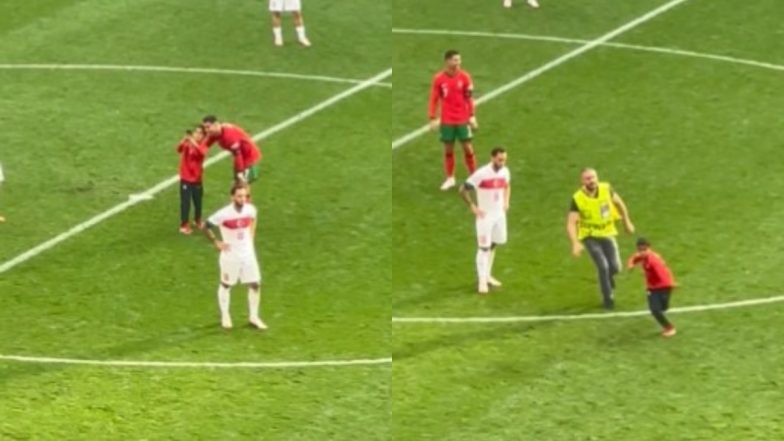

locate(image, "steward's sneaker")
(179, 225), (192, 235)
(662, 326), (677, 338)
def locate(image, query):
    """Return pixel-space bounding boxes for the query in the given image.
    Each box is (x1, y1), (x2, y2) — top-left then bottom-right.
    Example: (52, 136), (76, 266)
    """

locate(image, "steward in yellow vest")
(566, 168), (635, 309)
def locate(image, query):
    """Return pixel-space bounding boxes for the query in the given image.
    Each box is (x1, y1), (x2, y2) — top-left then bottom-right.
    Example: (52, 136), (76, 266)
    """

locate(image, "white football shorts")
(219, 253), (262, 285)
(476, 214), (507, 248)
(269, 0), (302, 12)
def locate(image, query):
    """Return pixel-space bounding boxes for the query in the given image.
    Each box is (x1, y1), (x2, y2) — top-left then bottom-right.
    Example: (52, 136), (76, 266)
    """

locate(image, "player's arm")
(465, 76), (477, 129)
(504, 183), (511, 212)
(611, 190), (635, 234)
(459, 182), (484, 218)
(567, 199), (584, 257)
(250, 219), (257, 239)
(428, 77), (441, 130)
(203, 221), (229, 251)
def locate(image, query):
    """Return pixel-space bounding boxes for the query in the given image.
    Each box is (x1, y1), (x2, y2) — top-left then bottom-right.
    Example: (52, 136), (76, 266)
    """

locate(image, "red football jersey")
(629, 251), (675, 291)
(206, 124), (262, 172)
(428, 69), (474, 125)
(177, 140), (208, 183)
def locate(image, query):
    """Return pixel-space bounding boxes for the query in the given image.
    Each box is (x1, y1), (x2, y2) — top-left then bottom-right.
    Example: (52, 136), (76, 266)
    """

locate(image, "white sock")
(487, 248), (496, 279)
(217, 285), (231, 318)
(248, 287), (261, 321)
(476, 249), (489, 283)
(296, 25), (307, 39)
(273, 27), (283, 42)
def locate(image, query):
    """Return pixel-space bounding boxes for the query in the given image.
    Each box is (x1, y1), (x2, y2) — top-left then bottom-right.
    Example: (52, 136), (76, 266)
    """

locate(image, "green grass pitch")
(0, 0), (389, 440)
(393, 0), (784, 440)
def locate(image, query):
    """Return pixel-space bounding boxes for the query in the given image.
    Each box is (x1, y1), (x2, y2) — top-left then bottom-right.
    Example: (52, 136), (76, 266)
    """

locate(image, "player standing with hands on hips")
(566, 168), (635, 309)
(429, 50), (478, 191)
(460, 147), (511, 294)
(203, 183), (267, 331)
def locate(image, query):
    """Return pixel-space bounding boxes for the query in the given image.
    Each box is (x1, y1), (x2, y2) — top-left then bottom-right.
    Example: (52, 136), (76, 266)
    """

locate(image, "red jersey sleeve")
(177, 141), (187, 153)
(428, 74), (441, 120)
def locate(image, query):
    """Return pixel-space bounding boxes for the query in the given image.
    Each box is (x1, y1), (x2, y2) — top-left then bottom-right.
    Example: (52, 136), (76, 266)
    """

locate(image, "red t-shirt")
(629, 251), (675, 291)
(429, 69), (474, 125)
(177, 140), (208, 183)
(206, 124), (262, 172)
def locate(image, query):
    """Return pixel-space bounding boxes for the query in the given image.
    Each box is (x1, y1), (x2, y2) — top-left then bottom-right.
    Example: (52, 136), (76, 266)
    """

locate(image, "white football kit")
(208, 203), (261, 285)
(269, 0), (302, 12)
(466, 164), (511, 248)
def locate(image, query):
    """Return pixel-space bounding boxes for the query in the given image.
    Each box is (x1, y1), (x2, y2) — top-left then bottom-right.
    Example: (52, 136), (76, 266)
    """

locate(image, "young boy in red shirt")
(177, 126), (209, 235)
(627, 238), (677, 337)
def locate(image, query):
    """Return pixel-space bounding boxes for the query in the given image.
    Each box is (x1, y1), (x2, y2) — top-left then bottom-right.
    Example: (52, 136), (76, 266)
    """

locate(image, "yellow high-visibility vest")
(573, 182), (620, 240)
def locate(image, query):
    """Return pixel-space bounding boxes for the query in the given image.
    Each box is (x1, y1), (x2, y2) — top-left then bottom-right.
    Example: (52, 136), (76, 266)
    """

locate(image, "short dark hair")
(202, 115), (218, 124)
(444, 50), (460, 60)
(491, 146), (506, 157)
(636, 237), (651, 247)
(231, 182), (249, 195)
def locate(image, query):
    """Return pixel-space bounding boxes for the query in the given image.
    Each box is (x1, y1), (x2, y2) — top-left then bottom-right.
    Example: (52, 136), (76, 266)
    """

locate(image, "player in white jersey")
(268, 0), (311, 47)
(203, 184), (266, 330)
(459, 147), (511, 294)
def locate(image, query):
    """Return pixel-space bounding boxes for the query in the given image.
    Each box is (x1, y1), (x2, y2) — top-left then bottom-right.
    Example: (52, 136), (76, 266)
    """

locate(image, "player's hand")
(624, 220), (636, 234)
(428, 119), (439, 131)
(571, 241), (584, 257)
(471, 205), (485, 219)
(214, 240), (230, 252)
(469, 116), (478, 130)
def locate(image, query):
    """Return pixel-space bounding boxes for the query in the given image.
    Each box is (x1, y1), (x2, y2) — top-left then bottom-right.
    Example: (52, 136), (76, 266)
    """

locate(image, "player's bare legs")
(487, 243), (502, 287)
(441, 143), (457, 190)
(476, 246), (491, 294)
(291, 11), (311, 47)
(247, 282), (267, 330)
(218, 283), (233, 329)
(271, 12), (284, 46)
(461, 141), (477, 175)
(504, 0), (540, 8)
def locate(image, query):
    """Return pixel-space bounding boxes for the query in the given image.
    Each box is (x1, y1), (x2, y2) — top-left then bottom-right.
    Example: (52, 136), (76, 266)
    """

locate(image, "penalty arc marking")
(0, 354), (392, 369)
(392, 294), (784, 324)
(0, 63), (392, 88)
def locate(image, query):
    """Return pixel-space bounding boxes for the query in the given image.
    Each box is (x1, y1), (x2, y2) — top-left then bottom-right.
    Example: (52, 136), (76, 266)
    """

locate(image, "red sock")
(444, 151), (455, 177)
(465, 151), (477, 173)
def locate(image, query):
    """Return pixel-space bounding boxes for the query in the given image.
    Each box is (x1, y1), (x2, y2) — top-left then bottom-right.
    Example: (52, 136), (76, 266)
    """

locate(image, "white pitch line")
(392, 294), (784, 324)
(0, 63), (391, 88)
(390, 0), (690, 150)
(393, 28), (784, 76)
(0, 354), (392, 369)
(0, 68), (392, 274)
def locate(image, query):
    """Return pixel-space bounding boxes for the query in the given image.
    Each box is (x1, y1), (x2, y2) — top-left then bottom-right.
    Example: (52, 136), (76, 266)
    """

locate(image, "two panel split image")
(1, 0), (783, 440)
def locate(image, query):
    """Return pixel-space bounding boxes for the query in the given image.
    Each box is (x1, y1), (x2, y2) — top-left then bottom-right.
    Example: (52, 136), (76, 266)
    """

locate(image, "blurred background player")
(202, 115), (262, 184)
(504, 0), (540, 8)
(460, 147), (511, 294)
(429, 50), (478, 191)
(627, 238), (677, 337)
(177, 127), (209, 235)
(268, 0), (311, 47)
(203, 184), (267, 331)
(567, 168), (635, 309)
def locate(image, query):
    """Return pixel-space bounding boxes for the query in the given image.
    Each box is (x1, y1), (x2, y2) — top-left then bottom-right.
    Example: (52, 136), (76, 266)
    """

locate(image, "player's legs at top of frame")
(429, 50), (479, 191)
(459, 147), (511, 294)
(503, 0), (540, 8)
(268, 0), (311, 47)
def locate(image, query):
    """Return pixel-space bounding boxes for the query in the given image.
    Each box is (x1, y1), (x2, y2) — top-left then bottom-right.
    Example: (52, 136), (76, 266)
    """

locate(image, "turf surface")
(0, 1), (390, 440)
(393, 0), (784, 439)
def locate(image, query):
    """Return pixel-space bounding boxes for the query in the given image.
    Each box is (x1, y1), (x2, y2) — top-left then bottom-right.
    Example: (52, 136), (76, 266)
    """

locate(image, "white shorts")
(269, 0), (302, 12)
(219, 253), (261, 286)
(476, 214), (507, 248)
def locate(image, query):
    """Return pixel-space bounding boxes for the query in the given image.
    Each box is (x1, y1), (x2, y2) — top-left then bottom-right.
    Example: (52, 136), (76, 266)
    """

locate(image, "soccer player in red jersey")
(429, 50), (478, 191)
(627, 237), (677, 337)
(177, 126), (209, 235)
(202, 115), (262, 184)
